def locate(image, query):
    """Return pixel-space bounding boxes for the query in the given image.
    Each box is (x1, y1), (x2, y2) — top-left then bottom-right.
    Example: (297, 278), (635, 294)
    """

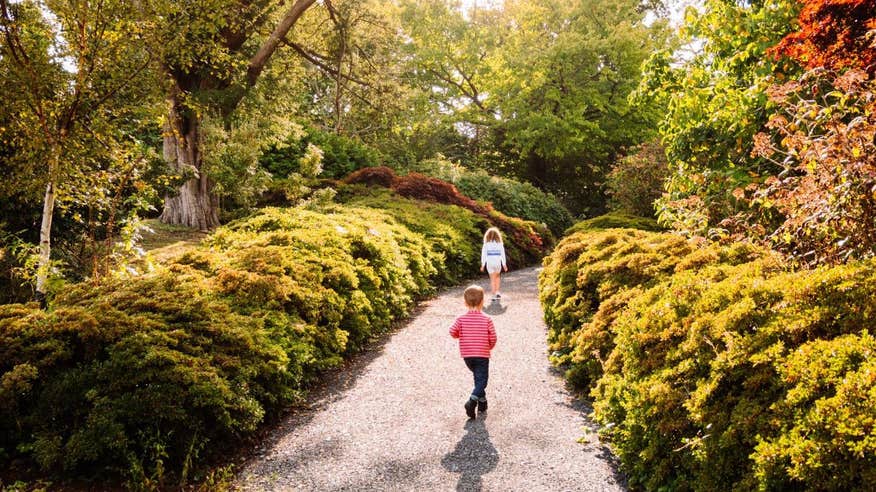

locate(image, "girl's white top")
(481, 241), (507, 268)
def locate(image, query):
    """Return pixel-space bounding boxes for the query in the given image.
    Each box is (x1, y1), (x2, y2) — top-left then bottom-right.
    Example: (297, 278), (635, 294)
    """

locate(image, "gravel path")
(235, 267), (625, 491)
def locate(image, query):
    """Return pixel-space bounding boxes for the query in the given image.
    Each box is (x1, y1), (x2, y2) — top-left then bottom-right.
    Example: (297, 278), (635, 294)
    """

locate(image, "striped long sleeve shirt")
(449, 310), (497, 358)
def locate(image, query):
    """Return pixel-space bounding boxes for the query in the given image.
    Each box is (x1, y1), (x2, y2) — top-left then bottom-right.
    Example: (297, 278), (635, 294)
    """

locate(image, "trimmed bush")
(539, 225), (876, 490)
(564, 212), (663, 235)
(453, 172), (574, 237)
(540, 226), (767, 389)
(0, 193), (521, 484)
(0, 271), (290, 482)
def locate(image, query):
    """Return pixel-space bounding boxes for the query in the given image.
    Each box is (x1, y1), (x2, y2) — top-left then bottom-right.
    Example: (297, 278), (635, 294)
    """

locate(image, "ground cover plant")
(0, 190), (549, 486)
(539, 219), (876, 490)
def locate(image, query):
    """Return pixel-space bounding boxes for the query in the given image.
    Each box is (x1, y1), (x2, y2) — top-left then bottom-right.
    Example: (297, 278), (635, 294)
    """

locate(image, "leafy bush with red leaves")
(736, 68), (876, 264)
(343, 165), (398, 188)
(771, 0), (876, 74)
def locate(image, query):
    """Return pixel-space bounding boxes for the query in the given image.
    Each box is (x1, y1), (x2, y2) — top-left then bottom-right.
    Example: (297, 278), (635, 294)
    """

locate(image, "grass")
(138, 219), (209, 263)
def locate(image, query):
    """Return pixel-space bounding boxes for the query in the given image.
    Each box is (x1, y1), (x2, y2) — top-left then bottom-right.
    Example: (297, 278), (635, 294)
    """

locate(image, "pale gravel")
(234, 266), (626, 492)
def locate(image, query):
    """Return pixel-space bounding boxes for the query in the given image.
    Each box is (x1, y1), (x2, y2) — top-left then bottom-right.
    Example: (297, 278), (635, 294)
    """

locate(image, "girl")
(480, 227), (508, 299)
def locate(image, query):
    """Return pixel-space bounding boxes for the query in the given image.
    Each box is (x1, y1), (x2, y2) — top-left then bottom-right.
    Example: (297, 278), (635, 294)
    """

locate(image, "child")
(449, 285), (498, 419)
(480, 227), (508, 300)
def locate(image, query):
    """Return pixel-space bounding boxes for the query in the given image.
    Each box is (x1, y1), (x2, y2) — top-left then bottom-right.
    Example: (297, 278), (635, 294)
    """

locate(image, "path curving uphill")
(236, 267), (625, 491)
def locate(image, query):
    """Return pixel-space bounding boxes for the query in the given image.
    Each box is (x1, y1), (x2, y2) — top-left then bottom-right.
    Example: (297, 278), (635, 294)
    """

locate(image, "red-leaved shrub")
(770, 0), (876, 75)
(393, 172), (492, 216)
(344, 166), (398, 188)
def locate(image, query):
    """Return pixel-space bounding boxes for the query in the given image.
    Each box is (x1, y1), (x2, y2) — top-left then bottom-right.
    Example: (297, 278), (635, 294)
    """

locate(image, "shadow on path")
(441, 418), (499, 491)
(482, 299), (508, 316)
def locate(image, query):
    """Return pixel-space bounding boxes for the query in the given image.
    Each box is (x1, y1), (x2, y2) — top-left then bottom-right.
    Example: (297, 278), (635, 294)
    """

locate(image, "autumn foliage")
(772, 0), (876, 73)
(342, 165), (398, 188)
(747, 69), (876, 264)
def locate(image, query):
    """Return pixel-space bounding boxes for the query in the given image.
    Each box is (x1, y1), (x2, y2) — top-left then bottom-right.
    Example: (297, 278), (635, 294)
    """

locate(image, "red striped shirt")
(449, 310), (497, 358)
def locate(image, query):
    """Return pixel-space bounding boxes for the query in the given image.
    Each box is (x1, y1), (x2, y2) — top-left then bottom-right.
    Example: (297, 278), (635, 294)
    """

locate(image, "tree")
(1, 0), (156, 304)
(638, 0), (802, 235)
(489, 0), (666, 214)
(396, 0), (667, 214)
(290, 0), (420, 151)
(771, 0), (876, 74)
(144, 0), (318, 229)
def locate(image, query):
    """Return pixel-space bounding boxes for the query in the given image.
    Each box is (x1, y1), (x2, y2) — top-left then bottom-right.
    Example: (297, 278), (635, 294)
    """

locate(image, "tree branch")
(284, 40), (370, 86)
(247, 0), (317, 87)
(0, 0), (54, 144)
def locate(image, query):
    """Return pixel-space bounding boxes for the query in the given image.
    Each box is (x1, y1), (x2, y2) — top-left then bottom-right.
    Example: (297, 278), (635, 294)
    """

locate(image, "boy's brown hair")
(463, 285), (485, 308)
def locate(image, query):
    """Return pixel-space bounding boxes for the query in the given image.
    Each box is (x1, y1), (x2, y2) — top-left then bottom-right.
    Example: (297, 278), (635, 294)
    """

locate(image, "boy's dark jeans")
(463, 357), (490, 400)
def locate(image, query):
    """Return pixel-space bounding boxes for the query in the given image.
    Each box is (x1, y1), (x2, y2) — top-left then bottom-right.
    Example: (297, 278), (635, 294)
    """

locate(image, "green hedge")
(0, 191), (546, 485)
(261, 126), (384, 180)
(341, 168), (554, 266)
(539, 223), (876, 490)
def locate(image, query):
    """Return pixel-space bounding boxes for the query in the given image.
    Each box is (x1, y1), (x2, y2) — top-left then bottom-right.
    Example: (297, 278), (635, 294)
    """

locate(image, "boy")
(449, 285), (498, 419)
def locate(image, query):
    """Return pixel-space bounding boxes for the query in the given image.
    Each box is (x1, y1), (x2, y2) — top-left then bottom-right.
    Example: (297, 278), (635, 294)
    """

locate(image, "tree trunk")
(35, 177), (57, 308)
(525, 154), (549, 188)
(159, 0), (318, 229)
(159, 99), (220, 230)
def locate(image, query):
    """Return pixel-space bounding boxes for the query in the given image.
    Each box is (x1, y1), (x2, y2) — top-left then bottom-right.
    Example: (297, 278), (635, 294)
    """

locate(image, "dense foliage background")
(3, 0), (876, 489)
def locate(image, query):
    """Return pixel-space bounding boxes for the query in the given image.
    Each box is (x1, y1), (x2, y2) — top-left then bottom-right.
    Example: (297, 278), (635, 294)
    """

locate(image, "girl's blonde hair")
(483, 227), (502, 243)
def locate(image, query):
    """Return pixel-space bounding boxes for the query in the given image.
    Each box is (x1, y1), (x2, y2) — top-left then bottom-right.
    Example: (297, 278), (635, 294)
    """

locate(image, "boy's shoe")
(464, 398), (476, 419)
(478, 399), (487, 413)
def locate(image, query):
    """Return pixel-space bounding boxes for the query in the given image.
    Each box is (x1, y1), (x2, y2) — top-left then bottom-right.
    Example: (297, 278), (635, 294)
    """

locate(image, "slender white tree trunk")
(35, 177), (56, 307)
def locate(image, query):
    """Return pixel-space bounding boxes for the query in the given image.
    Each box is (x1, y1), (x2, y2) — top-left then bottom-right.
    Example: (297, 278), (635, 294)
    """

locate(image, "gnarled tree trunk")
(159, 98), (220, 230)
(158, 0), (317, 229)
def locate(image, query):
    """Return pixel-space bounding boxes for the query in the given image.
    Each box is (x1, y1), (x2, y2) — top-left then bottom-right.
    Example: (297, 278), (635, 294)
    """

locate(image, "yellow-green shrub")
(563, 212), (663, 235)
(540, 226), (766, 389)
(0, 193), (526, 484)
(595, 259), (876, 491)
(539, 222), (876, 490)
(0, 269), (291, 480)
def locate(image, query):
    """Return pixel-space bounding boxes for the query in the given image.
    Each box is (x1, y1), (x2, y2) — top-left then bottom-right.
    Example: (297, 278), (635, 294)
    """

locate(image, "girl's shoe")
(464, 398), (476, 419)
(477, 399), (487, 413)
